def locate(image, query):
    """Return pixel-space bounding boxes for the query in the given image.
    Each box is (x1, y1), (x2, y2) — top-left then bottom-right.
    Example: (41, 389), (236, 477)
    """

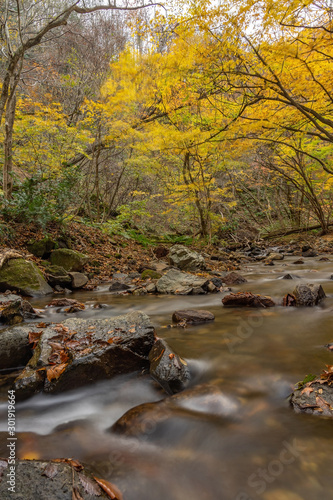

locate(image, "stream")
(1, 256), (333, 500)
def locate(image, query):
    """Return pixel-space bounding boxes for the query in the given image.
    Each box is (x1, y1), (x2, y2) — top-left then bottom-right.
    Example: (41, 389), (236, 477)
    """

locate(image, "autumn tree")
(0, 0), (162, 199)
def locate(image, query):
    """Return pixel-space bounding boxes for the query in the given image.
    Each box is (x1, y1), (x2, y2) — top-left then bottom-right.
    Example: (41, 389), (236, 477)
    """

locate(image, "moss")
(0, 259), (53, 296)
(50, 249), (88, 272)
(45, 265), (68, 277)
(141, 269), (162, 280)
(27, 237), (55, 258)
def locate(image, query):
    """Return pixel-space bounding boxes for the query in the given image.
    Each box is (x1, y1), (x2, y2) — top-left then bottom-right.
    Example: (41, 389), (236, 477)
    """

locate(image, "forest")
(1, 0), (333, 243)
(1, 2), (333, 500)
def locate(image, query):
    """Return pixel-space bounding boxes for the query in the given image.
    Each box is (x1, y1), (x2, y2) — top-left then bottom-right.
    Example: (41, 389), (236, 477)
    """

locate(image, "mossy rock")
(50, 249), (89, 272)
(27, 237), (55, 258)
(45, 265), (72, 288)
(0, 259), (53, 296)
(141, 269), (162, 280)
(45, 265), (68, 277)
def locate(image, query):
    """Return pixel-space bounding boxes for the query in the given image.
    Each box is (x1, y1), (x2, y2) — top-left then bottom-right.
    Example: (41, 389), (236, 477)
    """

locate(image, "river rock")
(0, 293), (37, 325)
(292, 283), (326, 306)
(156, 269), (210, 295)
(146, 283), (157, 293)
(169, 244), (206, 271)
(68, 272), (88, 289)
(0, 258), (53, 296)
(141, 269), (162, 280)
(109, 281), (131, 293)
(293, 259), (304, 264)
(222, 292), (275, 308)
(172, 309), (215, 324)
(111, 384), (240, 437)
(50, 249), (89, 272)
(302, 248), (318, 257)
(149, 338), (190, 394)
(290, 381), (333, 417)
(13, 311), (155, 397)
(0, 323), (32, 370)
(45, 265), (72, 288)
(222, 272), (247, 285)
(281, 274), (300, 280)
(268, 252), (284, 261)
(0, 459), (117, 499)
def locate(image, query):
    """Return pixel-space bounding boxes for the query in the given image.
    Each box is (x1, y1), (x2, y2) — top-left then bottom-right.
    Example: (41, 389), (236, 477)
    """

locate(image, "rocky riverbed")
(0, 241), (333, 499)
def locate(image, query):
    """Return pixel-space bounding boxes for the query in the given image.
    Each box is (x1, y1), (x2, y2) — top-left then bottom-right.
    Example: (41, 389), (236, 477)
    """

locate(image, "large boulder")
(0, 459), (120, 500)
(0, 259), (53, 296)
(169, 244), (206, 271)
(50, 249), (89, 272)
(292, 283), (326, 306)
(13, 311), (155, 398)
(156, 269), (210, 295)
(172, 309), (215, 324)
(149, 338), (190, 394)
(222, 292), (275, 308)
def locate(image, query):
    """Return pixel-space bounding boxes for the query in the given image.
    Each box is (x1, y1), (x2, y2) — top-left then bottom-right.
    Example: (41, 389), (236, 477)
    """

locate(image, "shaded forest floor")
(1, 219), (333, 285)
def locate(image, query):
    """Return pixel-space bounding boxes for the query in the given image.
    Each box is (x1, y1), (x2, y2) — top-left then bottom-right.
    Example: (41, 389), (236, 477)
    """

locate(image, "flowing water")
(1, 257), (333, 500)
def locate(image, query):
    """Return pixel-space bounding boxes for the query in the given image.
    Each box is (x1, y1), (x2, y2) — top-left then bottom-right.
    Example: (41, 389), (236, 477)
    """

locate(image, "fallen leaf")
(52, 458), (84, 471)
(46, 363), (68, 382)
(93, 477), (123, 500)
(42, 462), (59, 479)
(78, 472), (102, 496)
(28, 331), (42, 349)
(301, 386), (313, 396)
(48, 342), (65, 351)
(169, 353), (175, 360)
(37, 322), (49, 328)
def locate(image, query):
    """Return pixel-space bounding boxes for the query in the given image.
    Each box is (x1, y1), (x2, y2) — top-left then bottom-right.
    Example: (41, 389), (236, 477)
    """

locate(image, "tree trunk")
(3, 93), (16, 199)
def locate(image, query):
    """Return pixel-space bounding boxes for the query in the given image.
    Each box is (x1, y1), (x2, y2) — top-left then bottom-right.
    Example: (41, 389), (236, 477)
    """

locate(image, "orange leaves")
(94, 477), (123, 500)
(46, 363), (68, 382)
(28, 331), (42, 349)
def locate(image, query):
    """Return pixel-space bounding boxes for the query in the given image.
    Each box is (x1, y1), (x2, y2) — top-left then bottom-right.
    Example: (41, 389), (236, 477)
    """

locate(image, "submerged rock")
(169, 244), (206, 271)
(0, 258), (53, 296)
(292, 283), (326, 306)
(222, 272), (247, 285)
(13, 311), (155, 398)
(222, 292), (275, 308)
(149, 338), (190, 394)
(172, 309), (215, 324)
(0, 459), (119, 499)
(111, 384), (240, 437)
(156, 269), (210, 295)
